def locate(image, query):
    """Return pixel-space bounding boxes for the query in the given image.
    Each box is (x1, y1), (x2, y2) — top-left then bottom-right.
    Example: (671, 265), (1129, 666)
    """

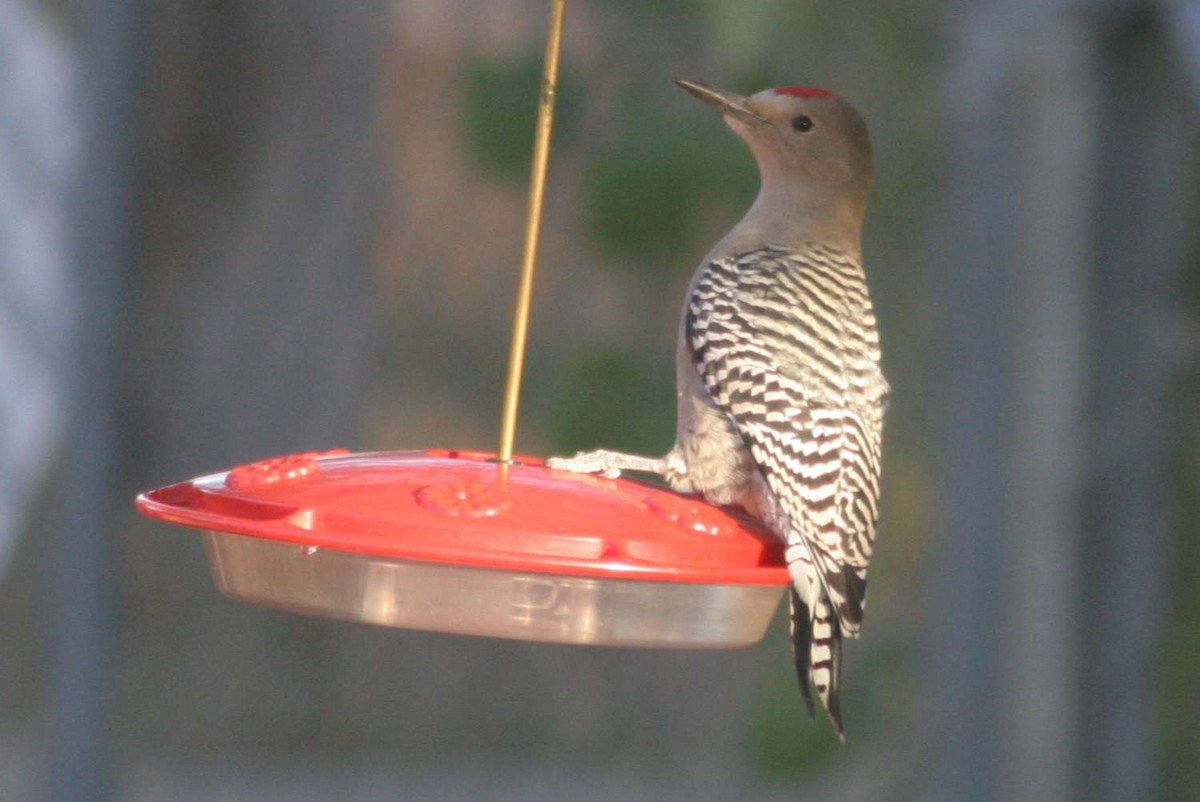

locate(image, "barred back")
(684, 244), (887, 633)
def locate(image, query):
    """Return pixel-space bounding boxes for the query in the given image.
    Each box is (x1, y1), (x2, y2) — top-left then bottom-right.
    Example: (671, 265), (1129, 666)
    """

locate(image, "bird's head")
(674, 80), (873, 201)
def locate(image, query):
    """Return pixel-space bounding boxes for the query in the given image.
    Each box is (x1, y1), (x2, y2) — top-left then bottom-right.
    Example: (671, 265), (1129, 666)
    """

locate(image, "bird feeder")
(136, 0), (791, 648)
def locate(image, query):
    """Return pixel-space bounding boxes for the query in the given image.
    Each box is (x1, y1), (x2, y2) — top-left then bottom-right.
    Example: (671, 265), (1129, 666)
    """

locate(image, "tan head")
(675, 80), (873, 254)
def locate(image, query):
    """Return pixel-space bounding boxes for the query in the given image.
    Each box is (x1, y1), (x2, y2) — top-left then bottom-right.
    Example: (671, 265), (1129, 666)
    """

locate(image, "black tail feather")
(825, 626), (844, 740)
(789, 586), (816, 719)
(789, 586), (845, 740)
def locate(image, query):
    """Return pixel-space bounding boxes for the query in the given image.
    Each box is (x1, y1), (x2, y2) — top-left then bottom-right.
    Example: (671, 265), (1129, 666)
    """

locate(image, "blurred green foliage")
(1163, 436), (1200, 802)
(582, 100), (756, 261)
(606, 0), (709, 19)
(547, 346), (675, 458)
(746, 614), (841, 779)
(461, 54), (580, 182)
(1161, 219), (1200, 801)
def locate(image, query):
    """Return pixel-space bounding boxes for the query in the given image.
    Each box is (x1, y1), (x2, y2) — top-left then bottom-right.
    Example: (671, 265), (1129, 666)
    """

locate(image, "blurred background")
(2, 0), (1198, 799)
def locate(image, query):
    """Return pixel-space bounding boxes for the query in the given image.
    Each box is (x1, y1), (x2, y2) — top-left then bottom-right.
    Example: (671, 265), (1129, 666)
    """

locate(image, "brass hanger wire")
(498, 0), (568, 465)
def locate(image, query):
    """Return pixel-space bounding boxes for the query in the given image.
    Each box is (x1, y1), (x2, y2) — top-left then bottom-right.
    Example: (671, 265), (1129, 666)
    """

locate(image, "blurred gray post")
(1000, 17), (1094, 802)
(1083, 8), (1185, 801)
(930, 4), (1179, 800)
(928, 6), (1021, 797)
(48, 0), (135, 798)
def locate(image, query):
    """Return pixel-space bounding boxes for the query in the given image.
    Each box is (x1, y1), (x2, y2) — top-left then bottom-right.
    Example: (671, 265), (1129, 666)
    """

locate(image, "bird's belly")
(673, 392), (759, 510)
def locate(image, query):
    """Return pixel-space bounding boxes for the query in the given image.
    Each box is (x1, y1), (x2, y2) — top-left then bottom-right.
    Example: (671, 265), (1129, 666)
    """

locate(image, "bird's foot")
(545, 449), (667, 480)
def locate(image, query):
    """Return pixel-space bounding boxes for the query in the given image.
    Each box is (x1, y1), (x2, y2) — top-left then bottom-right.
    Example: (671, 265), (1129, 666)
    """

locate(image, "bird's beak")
(674, 79), (770, 127)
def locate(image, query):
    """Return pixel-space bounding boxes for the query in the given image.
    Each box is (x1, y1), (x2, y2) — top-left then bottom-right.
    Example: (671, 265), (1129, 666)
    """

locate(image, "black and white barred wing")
(685, 247), (884, 634)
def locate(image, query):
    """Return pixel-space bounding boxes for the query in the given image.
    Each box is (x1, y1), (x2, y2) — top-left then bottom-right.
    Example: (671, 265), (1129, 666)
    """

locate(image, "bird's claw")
(545, 452), (623, 479)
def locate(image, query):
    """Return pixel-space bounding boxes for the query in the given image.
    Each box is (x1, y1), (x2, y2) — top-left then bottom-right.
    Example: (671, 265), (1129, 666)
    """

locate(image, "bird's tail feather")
(789, 586), (844, 740)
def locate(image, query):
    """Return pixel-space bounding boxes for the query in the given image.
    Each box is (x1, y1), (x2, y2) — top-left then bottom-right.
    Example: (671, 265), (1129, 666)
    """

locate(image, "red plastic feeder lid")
(138, 449), (789, 583)
(136, 449), (791, 647)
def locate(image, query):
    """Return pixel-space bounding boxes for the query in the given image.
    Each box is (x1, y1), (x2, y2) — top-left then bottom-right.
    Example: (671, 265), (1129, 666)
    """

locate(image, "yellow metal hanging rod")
(498, 0), (568, 464)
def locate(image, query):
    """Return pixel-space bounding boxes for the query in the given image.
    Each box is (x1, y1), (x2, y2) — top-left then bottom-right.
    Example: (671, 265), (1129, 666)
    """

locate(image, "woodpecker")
(547, 80), (887, 738)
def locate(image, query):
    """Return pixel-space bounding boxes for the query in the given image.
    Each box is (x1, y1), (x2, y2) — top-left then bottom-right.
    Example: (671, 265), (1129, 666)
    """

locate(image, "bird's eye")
(791, 115), (814, 133)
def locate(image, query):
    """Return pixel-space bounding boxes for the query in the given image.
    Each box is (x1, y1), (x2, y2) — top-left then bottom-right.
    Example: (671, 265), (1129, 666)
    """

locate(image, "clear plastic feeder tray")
(137, 450), (790, 648)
